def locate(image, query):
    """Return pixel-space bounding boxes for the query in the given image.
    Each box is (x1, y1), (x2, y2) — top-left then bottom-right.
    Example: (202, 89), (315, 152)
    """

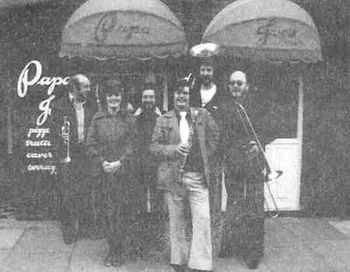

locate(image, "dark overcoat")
(218, 93), (271, 265)
(51, 95), (96, 199)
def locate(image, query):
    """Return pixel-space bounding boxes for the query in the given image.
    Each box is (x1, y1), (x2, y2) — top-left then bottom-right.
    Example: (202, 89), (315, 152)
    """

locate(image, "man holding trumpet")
(150, 76), (220, 272)
(51, 74), (96, 244)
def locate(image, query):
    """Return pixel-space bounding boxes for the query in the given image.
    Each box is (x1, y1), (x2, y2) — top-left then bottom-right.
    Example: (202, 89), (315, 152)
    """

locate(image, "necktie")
(179, 111), (190, 144)
(73, 102), (85, 143)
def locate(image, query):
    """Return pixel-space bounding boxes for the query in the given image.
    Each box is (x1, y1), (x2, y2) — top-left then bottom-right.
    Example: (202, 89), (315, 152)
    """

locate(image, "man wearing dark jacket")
(51, 74), (96, 244)
(219, 71), (273, 270)
(133, 89), (163, 254)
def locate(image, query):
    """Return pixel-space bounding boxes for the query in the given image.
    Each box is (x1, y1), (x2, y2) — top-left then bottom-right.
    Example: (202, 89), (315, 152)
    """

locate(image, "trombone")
(235, 103), (282, 217)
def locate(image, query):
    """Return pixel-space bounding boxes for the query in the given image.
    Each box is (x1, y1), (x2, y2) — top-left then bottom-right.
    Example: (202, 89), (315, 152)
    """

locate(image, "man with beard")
(218, 71), (271, 270)
(191, 58), (225, 123)
(51, 74), (96, 244)
(191, 58), (228, 257)
(133, 89), (163, 255)
(150, 77), (220, 272)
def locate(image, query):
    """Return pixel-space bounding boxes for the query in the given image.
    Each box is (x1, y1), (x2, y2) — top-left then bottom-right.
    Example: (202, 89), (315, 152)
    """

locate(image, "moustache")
(201, 75), (212, 81)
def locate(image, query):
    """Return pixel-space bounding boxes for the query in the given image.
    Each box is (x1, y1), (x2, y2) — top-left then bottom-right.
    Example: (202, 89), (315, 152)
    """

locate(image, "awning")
(203, 0), (322, 63)
(59, 0), (188, 60)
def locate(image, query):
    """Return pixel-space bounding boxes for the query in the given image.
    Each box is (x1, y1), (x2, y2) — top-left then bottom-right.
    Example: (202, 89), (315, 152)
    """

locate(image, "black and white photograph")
(0, 0), (349, 271)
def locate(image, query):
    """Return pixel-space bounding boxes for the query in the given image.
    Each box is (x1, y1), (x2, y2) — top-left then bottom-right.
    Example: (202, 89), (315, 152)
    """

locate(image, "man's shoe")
(245, 259), (259, 270)
(104, 251), (125, 267)
(171, 264), (187, 272)
(218, 244), (239, 258)
(62, 229), (77, 245)
(110, 254), (124, 267)
(63, 237), (74, 245)
(103, 252), (113, 267)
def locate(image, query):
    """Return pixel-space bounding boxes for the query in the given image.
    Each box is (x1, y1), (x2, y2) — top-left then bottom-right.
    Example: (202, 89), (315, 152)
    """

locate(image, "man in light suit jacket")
(150, 77), (220, 272)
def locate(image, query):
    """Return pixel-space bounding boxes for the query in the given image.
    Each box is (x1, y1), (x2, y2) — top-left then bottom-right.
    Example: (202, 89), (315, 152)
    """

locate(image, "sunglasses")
(229, 80), (244, 87)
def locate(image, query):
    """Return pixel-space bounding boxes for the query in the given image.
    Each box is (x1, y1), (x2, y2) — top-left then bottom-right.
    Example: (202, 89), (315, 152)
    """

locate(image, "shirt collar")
(69, 93), (86, 108)
(175, 108), (191, 120)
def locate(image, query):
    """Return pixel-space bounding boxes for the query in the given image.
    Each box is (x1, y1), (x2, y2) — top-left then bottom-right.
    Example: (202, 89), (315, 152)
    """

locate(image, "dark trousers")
(220, 164), (265, 264)
(104, 171), (139, 256)
(59, 158), (92, 240)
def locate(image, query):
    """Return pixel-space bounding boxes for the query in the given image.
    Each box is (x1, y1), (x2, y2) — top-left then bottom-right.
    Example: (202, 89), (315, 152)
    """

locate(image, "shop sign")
(17, 60), (69, 175)
(25, 128), (56, 175)
(256, 18), (303, 47)
(95, 13), (150, 42)
(17, 60), (69, 126)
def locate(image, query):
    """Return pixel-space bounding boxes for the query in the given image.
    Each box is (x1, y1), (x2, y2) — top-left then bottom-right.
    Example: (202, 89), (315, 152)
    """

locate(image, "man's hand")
(176, 143), (190, 156)
(102, 160), (121, 174)
(245, 141), (259, 160)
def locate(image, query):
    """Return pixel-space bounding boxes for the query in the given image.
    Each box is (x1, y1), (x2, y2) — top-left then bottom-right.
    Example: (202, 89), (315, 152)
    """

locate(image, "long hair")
(100, 84), (128, 114)
(189, 61), (228, 107)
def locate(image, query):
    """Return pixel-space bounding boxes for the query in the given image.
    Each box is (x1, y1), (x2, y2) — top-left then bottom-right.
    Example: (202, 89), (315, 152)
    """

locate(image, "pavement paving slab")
(0, 218), (349, 272)
(70, 239), (172, 272)
(282, 218), (348, 241)
(265, 218), (302, 247)
(0, 218), (36, 229)
(328, 220), (350, 236)
(0, 249), (11, 264)
(3, 251), (71, 272)
(70, 239), (274, 272)
(0, 228), (24, 249)
(216, 257), (272, 272)
(306, 239), (350, 271)
(14, 222), (73, 254)
(265, 246), (333, 272)
(70, 239), (109, 272)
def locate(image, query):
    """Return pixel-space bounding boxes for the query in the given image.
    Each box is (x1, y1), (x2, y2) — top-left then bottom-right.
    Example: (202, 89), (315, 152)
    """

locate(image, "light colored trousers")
(164, 172), (213, 271)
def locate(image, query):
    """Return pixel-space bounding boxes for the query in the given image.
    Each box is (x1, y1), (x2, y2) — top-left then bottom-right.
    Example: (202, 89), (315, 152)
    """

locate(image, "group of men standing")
(51, 57), (270, 272)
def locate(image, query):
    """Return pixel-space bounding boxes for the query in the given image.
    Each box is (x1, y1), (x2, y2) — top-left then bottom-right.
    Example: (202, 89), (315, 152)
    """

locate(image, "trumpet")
(60, 116), (71, 163)
(235, 103), (282, 217)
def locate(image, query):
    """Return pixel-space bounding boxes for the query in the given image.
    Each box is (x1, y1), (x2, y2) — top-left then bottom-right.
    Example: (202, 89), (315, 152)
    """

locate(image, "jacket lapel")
(164, 111), (180, 144)
(190, 108), (210, 185)
(190, 108), (204, 144)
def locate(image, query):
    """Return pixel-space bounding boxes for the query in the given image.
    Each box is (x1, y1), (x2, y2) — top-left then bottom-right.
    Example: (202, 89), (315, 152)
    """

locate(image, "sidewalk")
(0, 217), (349, 272)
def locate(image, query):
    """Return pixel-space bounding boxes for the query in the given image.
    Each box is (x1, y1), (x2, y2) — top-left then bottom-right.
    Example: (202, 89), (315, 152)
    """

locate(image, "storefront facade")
(0, 0), (349, 218)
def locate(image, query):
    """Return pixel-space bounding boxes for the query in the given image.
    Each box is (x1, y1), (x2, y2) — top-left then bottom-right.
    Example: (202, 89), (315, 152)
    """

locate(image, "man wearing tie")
(52, 74), (96, 244)
(150, 77), (220, 272)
